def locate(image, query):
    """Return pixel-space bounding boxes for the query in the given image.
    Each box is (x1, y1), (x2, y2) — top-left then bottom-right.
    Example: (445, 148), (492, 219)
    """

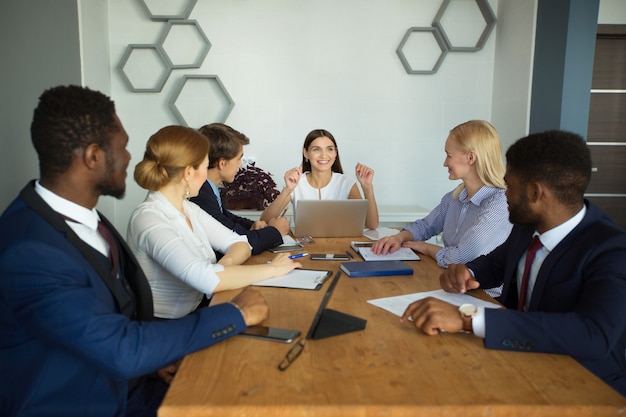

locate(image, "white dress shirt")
(35, 181), (110, 258)
(126, 191), (250, 319)
(472, 205), (586, 338)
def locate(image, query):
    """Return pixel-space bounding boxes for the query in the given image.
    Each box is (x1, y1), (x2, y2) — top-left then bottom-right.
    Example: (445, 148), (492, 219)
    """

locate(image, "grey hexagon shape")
(432, 0), (497, 52)
(169, 75), (235, 126)
(138, 0), (198, 21)
(396, 27), (448, 75)
(118, 44), (172, 92)
(158, 20), (211, 69)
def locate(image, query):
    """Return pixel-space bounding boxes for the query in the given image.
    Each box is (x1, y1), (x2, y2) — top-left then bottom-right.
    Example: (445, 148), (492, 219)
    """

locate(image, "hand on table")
(439, 264), (480, 294)
(371, 235), (402, 255)
(230, 288), (270, 326)
(401, 297), (463, 335)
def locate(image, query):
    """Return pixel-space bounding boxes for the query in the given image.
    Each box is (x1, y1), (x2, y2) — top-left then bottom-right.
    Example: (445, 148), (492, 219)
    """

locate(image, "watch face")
(459, 303), (477, 317)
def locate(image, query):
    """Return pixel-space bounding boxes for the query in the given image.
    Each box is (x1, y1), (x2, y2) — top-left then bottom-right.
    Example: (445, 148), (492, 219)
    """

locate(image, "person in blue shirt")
(372, 120), (512, 295)
(190, 123), (290, 255)
(403, 130), (626, 397)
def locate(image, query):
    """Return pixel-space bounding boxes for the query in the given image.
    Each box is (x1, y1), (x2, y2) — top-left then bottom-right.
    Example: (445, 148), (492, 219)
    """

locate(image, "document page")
(254, 269), (330, 290)
(363, 227), (400, 240)
(359, 247), (420, 261)
(367, 289), (501, 318)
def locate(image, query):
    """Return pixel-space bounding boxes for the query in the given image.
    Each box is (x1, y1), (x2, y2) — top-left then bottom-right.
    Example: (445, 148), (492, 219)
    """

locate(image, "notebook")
(293, 199), (368, 238)
(340, 261), (413, 278)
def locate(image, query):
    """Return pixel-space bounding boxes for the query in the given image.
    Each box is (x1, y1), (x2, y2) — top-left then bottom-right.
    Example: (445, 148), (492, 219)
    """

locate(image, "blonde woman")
(373, 120), (512, 280)
(127, 126), (300, 319)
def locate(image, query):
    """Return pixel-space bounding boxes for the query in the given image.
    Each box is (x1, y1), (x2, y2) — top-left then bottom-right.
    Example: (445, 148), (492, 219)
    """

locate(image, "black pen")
(345, 250), (354, 259)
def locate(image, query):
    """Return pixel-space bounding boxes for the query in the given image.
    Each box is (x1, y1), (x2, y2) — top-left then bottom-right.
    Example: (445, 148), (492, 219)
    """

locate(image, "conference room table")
(158, 237), (626, 417)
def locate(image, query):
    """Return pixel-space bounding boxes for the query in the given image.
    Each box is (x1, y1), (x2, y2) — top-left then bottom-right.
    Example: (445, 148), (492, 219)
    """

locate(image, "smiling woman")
(371, 120), (512, 298)
(260, 129), (380, 230)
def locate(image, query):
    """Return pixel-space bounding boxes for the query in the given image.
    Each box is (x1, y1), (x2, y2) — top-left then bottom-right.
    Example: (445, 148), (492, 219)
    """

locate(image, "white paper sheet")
(363, 227), (400, 240)
(367, 289), (501, 317)
(253, 269), (330, 290)
(358, 247), (420, 261)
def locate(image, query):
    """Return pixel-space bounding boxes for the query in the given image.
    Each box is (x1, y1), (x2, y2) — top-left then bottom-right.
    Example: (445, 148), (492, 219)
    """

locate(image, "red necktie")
(518, 236), (543, 311)
(97, 221), (120, 275)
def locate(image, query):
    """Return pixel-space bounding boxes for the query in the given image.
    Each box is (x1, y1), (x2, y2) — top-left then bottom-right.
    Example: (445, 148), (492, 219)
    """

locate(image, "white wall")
(598, 0), (626, 24)
(490, 0), (537, 152)
(99, 0), (502, 231)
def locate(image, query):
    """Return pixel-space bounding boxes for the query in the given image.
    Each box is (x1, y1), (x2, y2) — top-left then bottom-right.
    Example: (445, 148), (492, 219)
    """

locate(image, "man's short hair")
(198, 123), (250, 168)
(506, 130), (592, 206)
(30, 85), (117, 180)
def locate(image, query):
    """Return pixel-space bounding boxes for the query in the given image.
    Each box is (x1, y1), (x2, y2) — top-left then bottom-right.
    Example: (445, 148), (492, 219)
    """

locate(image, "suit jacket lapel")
(500, 226), (535, 309)
(527, 205), (594, 311)
(19, 181), (154, 320)
(97, 213), (154, 320)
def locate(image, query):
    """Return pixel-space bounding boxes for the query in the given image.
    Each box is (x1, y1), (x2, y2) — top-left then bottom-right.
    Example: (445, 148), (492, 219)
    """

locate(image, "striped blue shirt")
(403, 186), (512, 268)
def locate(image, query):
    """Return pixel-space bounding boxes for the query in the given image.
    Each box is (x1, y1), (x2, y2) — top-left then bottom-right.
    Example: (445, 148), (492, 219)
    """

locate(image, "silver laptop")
(293, 199), (368, 238)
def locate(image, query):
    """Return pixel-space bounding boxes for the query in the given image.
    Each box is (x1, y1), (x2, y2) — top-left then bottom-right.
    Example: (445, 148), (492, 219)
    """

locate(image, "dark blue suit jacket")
(467, 201), (626, 396)
(190, 181), (283, 255)
(0, 182), (247, 417)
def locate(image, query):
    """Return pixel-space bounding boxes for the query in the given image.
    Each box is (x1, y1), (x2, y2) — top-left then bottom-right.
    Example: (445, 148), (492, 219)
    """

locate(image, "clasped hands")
(401, 264), (480, 335)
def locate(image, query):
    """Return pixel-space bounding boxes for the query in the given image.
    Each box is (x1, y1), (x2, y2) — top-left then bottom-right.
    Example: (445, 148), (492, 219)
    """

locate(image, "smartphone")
(311, 253), (350, 260)
(268, 245), (304, 253)
(239, 326), (301, 343)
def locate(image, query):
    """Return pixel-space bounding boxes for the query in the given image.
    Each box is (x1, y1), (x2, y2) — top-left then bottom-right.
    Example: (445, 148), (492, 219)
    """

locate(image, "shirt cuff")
(472, 306), (486, 338)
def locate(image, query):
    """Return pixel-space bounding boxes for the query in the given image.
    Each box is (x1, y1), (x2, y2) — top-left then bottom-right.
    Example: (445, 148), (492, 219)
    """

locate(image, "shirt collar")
(459, 185), (499, 205)
(207, 179), (221, 200)
(535, 205), (587, 251)
(146, 191), (187, 220)
(35, 180), (100, 230)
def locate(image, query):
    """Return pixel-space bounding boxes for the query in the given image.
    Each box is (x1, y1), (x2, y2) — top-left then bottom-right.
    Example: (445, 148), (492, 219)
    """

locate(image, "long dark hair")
(301, 129), (343, 173)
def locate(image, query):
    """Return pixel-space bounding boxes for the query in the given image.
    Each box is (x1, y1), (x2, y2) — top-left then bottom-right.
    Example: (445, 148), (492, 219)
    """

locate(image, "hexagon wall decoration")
(169, 75), (235, 127)
(118, 44), (172, 92)
(396, 27), (448, 75)
(138, 0), (198, 21)
(432, 0), (497, 52)
(158, 20), (211, 69)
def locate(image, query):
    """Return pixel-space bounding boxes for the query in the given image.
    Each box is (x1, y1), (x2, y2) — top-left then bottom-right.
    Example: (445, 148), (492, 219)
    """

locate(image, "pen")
(289, 253), (308, 259)
(345, 250), (354, 259)
(279, 207), (288, 218)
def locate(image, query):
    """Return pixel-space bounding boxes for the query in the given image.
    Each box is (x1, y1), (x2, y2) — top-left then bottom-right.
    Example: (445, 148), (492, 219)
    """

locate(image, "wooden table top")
(159, 238), (626, 417)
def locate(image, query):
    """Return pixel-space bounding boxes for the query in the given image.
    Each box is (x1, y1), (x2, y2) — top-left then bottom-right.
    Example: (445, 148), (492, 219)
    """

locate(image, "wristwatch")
(458, 303), (477, 332)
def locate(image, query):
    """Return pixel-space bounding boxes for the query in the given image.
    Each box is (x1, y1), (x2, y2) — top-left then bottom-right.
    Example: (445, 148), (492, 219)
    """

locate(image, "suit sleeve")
(482, 233), (626, 362)
(0, 238), (247, 380)
(190, 185), (283, 254)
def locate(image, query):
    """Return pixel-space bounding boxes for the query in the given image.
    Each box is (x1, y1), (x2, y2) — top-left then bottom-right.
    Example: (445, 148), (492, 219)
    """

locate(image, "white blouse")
(291, 172), (355, 214)
(127, 191), (250, 319)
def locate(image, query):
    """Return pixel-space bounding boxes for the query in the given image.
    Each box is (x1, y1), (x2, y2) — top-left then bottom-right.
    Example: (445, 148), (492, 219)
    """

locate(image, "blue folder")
(339, 261), (413, 278)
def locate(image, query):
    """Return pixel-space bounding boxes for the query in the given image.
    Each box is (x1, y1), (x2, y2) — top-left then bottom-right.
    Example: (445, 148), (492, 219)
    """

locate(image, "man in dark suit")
(0, 85), (269, 417)
(191, 123), (290, 255)
(402, 130), (626, 396)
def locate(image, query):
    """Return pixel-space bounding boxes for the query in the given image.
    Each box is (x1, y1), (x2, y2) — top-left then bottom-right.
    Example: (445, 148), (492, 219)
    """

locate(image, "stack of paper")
(350, 241), (420, 261)
(367, 289), (501, 317)
(254, 269), (331, 290)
